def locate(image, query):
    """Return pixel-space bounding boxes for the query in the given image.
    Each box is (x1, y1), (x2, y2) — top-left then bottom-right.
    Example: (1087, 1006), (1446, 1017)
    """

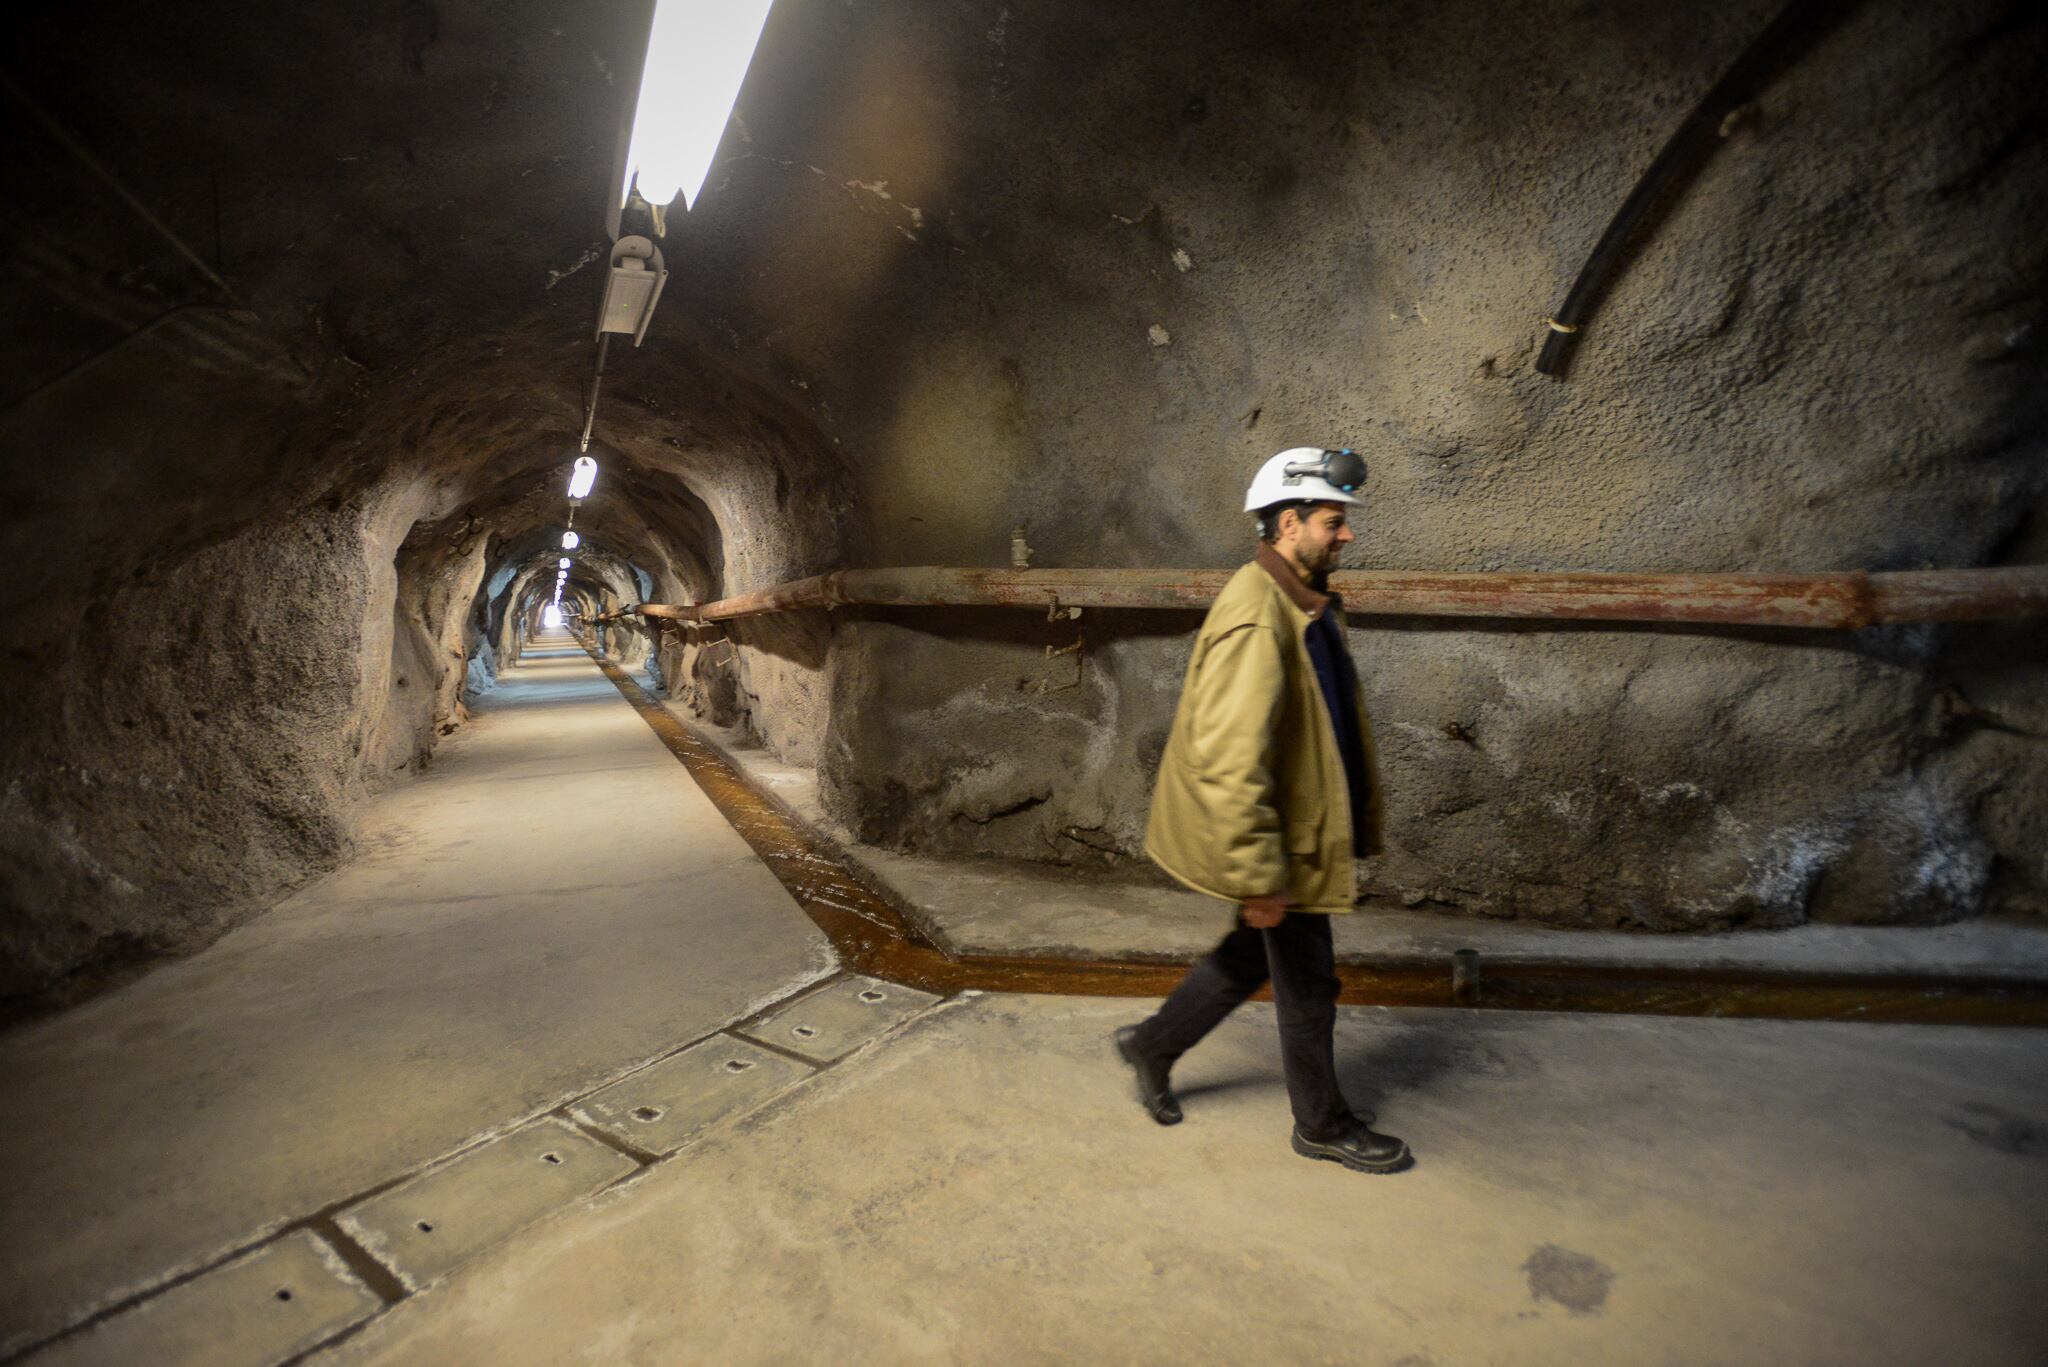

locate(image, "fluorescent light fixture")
(562, 530), (581, 550)
(621, 0), (776, 212)
(542, 604), (564, 629)
(568, 456), (598, 501)
(597, 237), (668, 344)
(558, 557), (571, 569)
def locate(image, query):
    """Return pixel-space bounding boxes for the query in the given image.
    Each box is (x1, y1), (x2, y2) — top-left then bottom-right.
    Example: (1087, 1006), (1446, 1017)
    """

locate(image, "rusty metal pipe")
(615, 564), (2048, 630)
(1865, 566), (2048, 625)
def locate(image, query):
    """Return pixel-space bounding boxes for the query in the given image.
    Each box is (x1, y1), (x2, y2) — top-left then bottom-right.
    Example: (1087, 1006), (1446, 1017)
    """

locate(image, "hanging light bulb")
(542, 604), (564, 629)
(567, 456), (598, 501)
(558, 557), (571, 569)
(562, 530), (581, 550)
(620, 0), (777, 213)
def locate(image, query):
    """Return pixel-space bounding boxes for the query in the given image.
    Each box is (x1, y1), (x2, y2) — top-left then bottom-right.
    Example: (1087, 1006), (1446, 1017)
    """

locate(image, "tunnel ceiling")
(8, 0), (2040, 591)
(3, 0), (854, 616)
(2, 0), (2044, 1002)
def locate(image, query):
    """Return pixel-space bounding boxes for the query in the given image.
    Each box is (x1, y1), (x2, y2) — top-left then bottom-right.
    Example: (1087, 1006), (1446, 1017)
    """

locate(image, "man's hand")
(1241, 893), (1291, 929)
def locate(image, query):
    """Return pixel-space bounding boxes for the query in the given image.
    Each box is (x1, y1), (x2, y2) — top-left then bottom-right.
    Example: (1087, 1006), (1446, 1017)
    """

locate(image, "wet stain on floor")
(1944, 1102), (2048, 1158)
(1523, 1243), (1615, 1315)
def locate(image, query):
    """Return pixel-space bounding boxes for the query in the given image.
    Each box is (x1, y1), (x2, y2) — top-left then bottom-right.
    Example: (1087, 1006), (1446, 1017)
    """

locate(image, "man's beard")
(1303, 540), (1341, 589)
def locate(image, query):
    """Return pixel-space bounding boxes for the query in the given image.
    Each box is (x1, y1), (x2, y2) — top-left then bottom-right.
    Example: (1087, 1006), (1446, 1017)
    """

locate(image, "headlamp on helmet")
(1282, 448), (1366, 493)
(1243, 445), (1369, 514)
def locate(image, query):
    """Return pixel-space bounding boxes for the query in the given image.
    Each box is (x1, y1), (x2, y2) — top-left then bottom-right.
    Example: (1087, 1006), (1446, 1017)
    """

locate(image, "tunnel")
(2, 0), (2046, 1361)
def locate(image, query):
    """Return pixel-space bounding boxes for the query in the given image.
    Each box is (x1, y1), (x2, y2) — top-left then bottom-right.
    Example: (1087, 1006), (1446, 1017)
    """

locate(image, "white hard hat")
(1243, 446), (1368, 513)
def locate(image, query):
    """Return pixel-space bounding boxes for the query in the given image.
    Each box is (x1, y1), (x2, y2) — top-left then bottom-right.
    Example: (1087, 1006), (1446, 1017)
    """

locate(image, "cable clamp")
(1546, 317), (1580, 334)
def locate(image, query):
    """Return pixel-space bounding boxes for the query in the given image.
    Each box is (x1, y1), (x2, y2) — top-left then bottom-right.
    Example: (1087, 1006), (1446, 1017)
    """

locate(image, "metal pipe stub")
(1452, 949), (1482, 1003)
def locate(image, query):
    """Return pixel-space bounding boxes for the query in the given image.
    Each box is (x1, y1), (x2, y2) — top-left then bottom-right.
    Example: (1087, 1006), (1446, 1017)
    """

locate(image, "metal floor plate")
(571, 1032), (815, 1155)
(333, 1118), (636, 1292)
(736, 974), (941, 1063)
(28, 1231), (377, 1367)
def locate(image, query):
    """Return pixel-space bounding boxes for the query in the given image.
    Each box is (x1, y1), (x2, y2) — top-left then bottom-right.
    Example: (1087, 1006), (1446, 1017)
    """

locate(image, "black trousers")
(1129, 910), (1352, 1140)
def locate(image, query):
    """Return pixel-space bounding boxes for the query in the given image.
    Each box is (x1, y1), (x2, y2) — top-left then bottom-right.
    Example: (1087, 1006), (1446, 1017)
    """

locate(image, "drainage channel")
(588, 645), (2048, 1028)
(7, 970), (945, 1366)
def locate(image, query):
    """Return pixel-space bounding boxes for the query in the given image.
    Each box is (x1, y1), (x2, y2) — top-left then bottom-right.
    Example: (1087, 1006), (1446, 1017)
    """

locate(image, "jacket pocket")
(1284, 815), (1322, 854)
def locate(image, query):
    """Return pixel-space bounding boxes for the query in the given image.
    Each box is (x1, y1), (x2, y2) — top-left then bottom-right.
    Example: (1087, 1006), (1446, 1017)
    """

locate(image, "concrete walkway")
(325, 997), (2048, 1367)
(8, 639), (2047, 1365)
(0, 641), (834, 1357)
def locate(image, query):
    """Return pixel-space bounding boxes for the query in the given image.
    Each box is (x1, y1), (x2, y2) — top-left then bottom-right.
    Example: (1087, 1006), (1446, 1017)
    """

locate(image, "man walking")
(1115, 447), (1412, 1175)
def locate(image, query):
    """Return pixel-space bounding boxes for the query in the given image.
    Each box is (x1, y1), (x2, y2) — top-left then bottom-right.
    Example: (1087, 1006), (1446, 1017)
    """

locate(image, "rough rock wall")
(659, 0), (2045, 927)
(0, 487), (386, 996)
(366, 520), (491, 780)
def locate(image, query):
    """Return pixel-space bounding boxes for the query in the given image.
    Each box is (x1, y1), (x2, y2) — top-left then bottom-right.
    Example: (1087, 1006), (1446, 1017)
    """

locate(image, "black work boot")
(1113, 1026), (1183, 1126)
(1291, 1120), (1413, 1174)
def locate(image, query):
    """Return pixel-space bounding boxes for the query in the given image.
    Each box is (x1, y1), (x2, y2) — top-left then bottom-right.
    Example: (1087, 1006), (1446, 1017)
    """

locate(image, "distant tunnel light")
(562, 530), (581, 550)
(542, 604), (564, 629)
(558, 557), (572, 569)
(568, 456), (598, 501)
(621, 0), (777, 211)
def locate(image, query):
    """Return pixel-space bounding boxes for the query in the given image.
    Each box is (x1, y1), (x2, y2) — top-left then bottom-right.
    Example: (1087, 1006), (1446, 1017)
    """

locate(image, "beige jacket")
(1144, 544), (1385, 914)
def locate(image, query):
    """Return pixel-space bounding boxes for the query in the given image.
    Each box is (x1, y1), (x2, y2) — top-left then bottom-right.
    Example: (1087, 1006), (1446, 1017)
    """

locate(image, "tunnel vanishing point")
(2, 2), (2047, 1365)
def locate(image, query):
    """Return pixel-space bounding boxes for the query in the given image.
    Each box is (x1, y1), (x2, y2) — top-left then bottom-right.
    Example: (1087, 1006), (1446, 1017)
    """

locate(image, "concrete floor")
(0, 642), (834, 1357)
(322, 997), (2048, 1367)
(9, 639), (2048, 1364)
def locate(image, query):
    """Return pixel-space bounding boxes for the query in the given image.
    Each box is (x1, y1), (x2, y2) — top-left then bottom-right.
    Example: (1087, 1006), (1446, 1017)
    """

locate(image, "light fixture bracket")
(596, 237), (667, 346)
